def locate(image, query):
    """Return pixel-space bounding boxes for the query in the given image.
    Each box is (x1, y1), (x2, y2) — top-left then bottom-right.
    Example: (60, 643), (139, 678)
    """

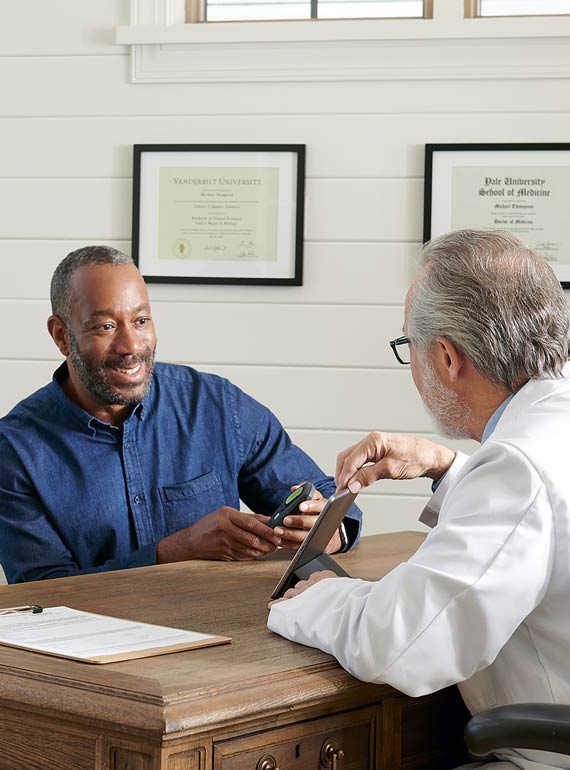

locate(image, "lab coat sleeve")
(268, 441), (554, 696)
(419, 451), (470, 528)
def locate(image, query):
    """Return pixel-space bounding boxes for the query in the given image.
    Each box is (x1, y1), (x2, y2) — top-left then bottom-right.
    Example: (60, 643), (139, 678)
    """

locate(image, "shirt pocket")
(159, 470), (226, 532)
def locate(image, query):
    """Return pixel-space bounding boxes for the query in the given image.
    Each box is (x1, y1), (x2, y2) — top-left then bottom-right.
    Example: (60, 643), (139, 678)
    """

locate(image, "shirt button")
(124, 442), (130, 449)
(134, 495), (142, 504)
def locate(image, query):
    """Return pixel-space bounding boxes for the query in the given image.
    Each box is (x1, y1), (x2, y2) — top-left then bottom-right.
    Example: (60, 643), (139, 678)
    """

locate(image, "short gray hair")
(50, 246), (134, 321)
(408, 229), (570, 391)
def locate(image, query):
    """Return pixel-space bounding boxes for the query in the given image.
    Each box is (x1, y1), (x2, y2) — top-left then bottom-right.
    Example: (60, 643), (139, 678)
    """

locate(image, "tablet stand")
(276, 552), (351, 597)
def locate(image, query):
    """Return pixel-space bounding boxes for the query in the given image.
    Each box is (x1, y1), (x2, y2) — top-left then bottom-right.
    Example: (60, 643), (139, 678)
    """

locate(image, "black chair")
(465, 703), (570, 760)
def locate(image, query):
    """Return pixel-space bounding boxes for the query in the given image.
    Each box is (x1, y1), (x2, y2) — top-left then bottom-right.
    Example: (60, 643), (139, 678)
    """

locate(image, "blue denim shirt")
(0, 362), (361, 583)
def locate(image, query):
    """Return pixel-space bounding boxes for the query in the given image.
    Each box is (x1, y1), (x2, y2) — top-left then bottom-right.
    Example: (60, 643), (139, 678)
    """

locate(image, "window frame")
(465, 0), (570, 16)
(116, 0), (570, 83)
(191, 0), (431, 24)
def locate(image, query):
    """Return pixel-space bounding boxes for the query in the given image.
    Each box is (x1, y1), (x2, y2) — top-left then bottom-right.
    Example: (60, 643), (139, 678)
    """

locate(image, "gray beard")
(421, 356), (473, 440)
(68, 329), (155, 407)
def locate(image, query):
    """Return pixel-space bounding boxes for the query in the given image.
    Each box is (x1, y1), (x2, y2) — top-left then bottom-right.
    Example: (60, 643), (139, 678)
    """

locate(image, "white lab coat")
(268, 369), (570, 770)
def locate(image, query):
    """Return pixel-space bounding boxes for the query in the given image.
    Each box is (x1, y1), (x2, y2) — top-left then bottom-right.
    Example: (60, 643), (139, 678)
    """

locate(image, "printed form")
(0, 606), (230, 663)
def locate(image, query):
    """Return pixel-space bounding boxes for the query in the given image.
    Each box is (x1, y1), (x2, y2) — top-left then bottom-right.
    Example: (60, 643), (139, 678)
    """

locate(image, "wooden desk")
(0, 533), (469, 770)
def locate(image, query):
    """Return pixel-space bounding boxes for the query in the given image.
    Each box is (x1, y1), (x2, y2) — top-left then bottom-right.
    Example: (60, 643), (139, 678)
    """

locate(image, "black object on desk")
(0, 604), (43, 616)
(270, 489), (357, 599)
(266, 482), (316, 529)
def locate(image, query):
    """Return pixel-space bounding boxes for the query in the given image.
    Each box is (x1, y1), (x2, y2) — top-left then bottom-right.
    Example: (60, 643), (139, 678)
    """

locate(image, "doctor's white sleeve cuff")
(419, 451), (469, 528)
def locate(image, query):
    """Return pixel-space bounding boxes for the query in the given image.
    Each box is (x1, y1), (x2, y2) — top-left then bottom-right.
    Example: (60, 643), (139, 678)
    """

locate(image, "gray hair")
(50, 246), (134, 321)
(407, 229), (570, 392)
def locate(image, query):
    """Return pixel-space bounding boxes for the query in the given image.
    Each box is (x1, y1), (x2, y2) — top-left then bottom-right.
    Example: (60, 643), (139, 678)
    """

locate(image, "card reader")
(266, 482), (316, 529)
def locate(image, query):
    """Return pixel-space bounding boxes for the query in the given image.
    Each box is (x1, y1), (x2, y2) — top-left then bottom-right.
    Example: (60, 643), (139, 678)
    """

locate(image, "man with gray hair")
(0, 246), (361, 582)
(269, 230), (570, 770)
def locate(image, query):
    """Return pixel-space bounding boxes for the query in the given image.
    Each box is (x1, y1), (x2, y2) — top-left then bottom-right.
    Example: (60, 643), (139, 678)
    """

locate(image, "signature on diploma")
(204, 245), (227, 252)
(535, 240), (559, 258)
(239, 240), (255, 248)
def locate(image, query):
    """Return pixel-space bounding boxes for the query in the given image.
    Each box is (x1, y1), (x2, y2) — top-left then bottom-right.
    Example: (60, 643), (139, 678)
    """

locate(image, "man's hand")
(335, 431), (455, 493)
(268, 570), (338, 606)
(156, 507), (283, 563)
(278, 486), (342, 554)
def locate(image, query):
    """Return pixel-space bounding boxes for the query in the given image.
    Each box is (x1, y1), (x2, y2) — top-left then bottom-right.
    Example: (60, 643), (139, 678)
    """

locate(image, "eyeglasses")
(389, 335), (411, 365)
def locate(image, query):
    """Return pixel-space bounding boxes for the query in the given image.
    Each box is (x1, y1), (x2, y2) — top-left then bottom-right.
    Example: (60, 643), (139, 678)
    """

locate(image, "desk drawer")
(213, 707), (376, 770)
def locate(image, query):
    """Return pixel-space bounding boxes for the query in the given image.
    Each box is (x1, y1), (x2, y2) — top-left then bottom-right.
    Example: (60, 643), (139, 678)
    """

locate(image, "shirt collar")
(481, 392), (516, 443)
(52, 362), (148, 436)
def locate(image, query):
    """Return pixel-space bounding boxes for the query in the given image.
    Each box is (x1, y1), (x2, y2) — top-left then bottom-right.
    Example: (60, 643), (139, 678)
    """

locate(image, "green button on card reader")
(266, 481), (316, 529)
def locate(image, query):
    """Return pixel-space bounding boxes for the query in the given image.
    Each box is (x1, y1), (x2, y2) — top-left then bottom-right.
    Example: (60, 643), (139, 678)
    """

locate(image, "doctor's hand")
(156, 507), (283, 563)
(278, 486), (343, 555)
(335, 431), (455, 494)
(268, 570), (338, 607)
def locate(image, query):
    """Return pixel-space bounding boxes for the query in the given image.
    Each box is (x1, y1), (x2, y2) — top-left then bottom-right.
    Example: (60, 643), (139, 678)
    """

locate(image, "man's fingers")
(335, 436), (379, 489)
(282, 513), (318, 530)
(335, 432), (388, 490)
(298, 498), (325, 514)
(231, 510), (282, 542)
(267, 571), (339, 606)
(324, 529), (342, 554)
(345, 462), (391, 493)
(335, 451), (362, 491)
(268, 597), (287, 607)
(227, 511), (282, 552)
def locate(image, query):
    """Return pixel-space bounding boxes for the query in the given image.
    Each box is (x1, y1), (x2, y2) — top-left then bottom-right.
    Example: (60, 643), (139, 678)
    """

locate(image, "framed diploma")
(132, 144), (305, 285)
(424, 144), (570, 288)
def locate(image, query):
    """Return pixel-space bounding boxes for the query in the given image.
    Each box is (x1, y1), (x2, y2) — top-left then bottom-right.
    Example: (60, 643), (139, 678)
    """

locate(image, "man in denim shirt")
(0, 247), (361, 583)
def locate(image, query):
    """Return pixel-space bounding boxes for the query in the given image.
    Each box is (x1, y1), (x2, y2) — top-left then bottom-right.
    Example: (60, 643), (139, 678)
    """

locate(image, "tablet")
(270, 488), (357, 600)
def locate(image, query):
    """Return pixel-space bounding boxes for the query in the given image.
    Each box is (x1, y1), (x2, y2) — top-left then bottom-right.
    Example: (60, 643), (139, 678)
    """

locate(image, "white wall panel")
(168, 364), (435, 433)
(0, 361), (56, 414)
(287, 429), (477, 493)
(0, 241), (417, 305)
(306, 178), (422, 242)
(0, 241), (131, 300)
(2, 113), (570, 179)
(1, 56), (570, 118)
(0, 299), (407, 367)
(357, 494), (431, 536)
(0, 180), (131, 240)
(0, 1), (129, 56)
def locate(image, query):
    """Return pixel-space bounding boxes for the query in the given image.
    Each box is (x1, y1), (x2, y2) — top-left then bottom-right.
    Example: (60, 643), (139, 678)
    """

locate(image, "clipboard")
(0, 606), (231, 664)
(270, 489), (357, 600)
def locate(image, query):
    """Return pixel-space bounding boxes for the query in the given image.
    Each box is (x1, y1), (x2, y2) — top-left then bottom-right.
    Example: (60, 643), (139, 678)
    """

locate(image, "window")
(118, 0), (570, 84)
(475, 0), (570, 15)
(186, 0), (428, 23)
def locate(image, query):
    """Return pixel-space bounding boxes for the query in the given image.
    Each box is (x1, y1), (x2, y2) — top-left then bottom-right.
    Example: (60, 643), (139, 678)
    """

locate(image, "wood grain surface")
(0, 532), (469, 770)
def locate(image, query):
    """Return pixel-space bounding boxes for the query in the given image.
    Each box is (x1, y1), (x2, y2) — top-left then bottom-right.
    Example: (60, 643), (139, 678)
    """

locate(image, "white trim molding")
(117, 0), (570, 83)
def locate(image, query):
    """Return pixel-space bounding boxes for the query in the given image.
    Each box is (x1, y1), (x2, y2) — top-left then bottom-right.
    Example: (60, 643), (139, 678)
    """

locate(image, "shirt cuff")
(337, 522), (349, 552)
(419, 451), (469, 528)
(125, 542), (158, 569)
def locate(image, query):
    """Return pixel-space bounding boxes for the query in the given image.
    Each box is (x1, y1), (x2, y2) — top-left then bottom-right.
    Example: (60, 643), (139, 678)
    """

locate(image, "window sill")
(117, 16), (570, 46)
(116, 0), (570, 83)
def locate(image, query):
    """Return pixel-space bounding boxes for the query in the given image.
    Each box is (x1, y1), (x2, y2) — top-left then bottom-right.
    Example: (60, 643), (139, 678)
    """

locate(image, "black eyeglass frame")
(389, 336), (411, 365)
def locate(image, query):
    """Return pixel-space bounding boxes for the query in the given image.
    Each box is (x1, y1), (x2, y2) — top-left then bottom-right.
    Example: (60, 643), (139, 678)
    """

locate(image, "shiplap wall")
(1, 2), (569, 537)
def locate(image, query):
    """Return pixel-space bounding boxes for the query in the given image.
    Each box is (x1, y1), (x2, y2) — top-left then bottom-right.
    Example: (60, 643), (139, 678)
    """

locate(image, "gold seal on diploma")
(172, 239), (191, 259)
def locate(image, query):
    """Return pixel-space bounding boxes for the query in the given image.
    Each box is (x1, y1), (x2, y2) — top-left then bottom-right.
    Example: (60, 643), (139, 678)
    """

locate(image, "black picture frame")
(424, 143), (570, 289)
(132, 144), (305, 286)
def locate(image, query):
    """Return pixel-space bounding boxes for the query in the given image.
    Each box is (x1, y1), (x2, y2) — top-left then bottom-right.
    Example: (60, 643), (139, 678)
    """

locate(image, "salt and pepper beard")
(419, 352), (474, 440)
(67, 327), (155, 407)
